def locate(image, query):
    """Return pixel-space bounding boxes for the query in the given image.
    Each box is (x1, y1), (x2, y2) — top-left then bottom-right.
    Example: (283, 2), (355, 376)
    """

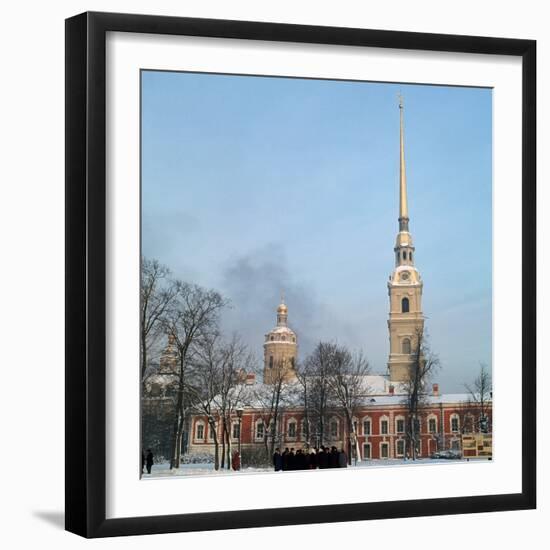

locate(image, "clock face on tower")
(400, 271), (410, 281)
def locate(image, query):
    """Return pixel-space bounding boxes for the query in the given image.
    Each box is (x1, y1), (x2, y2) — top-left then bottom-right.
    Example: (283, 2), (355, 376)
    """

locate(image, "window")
(330, 420), (339, 438)
(290, 357), (295, 368)
(288, 421), (296, 438)
(402, 338), (411, 354)
(209, 424), (215, 440)
(451, 439), (460, 451)
(270, 336), (274, 341)
(396, 439), (405, 456)
(464, 414), (474, 433)
(401, 297), (410, 313)
(409, 251), (412, 261)
(363, 418), (371, 435)
(402, 251), (406, 260)
(396, 418), (405, 433)
(232, 423), (240, 440)
(198, 424), (205, 439)
(380, 443), (389, 458)
(380, 418), (389, 435)
(363, 444), (371, 459)
(451, 415), (459, 433)
(256, 422), (265, 439)
(269, 356), (273, 368)
(428, 417), (437, 433)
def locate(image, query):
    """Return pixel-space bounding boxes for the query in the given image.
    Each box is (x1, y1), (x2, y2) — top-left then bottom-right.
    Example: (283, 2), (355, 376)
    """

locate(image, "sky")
(141, 70), (492, 393)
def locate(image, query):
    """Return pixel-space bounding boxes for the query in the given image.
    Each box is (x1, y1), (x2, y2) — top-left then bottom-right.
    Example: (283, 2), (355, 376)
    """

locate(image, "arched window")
(195, 422), (205, 440)
(402, 338), (411, 354)
(409, 251), (413, 261)
(401, 297), (410, 313)
(269, 356), (273, 368)
(402, 251), (407, 260)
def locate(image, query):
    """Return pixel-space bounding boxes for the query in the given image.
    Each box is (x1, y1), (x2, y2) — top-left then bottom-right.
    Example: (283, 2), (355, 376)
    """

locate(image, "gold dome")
(277, 302), (288, 314)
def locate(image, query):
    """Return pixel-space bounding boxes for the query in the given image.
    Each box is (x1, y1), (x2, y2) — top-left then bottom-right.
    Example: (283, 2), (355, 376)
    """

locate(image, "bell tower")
(387, 97), (424, 383)
(263, 296), (298, 384)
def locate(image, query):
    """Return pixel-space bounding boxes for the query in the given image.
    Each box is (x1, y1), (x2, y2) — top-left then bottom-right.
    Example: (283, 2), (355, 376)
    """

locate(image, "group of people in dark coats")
(273, 446), (347, 471)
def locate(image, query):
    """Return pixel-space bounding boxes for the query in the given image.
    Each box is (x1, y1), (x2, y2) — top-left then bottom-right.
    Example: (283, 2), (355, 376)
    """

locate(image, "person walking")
(145, 449), (154, 474)
(273, 448), (283, 471)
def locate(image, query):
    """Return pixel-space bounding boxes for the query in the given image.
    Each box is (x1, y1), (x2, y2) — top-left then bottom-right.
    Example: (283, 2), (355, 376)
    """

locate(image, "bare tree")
(325, 344), (371, 464)
(162, 281), (227, 469)
(401, 328), (440, 460)
(186, 333), (224, 470)
(141, 257), (177, 388)
(212, 335), (254, 470)
(299, 342), (334, 449)
(252, 360), (292, 463)
(465, 363), (492, 433)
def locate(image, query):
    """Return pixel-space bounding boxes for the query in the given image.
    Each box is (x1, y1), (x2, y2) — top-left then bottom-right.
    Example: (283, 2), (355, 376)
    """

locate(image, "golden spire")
(399, 94), (409, 228)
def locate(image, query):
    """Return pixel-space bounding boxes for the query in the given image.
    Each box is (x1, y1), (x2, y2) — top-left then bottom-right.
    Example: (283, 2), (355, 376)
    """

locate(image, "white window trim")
(395, 415), (406, 434)
(380, 441), (390, 459)
(286, 417), (298, 440)
(450, 413), (460, 433)
(362, 416), (372, 436)
(395, 438), (406, 457)
(195, 420), (205, 442)
(380, 415), (390, 436)
(363, 442), (371, 459)
(255, 419), (265, 441)
(427, 414), (438, 434)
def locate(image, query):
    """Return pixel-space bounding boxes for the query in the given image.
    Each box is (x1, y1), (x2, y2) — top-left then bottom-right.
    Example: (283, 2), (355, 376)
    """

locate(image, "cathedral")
(150, 101), (492, 462)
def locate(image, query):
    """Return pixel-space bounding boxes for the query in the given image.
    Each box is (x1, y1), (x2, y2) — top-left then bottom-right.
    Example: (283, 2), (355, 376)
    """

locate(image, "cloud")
(219, 244), (327, 361)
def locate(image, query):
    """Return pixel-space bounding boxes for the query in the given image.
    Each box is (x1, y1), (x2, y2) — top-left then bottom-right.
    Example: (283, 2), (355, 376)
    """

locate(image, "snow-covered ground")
(143, 457), (489, 479)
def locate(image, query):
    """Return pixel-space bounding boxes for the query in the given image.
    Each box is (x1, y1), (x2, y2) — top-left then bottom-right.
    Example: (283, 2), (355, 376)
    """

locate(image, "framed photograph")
(65, 11), (536, 538)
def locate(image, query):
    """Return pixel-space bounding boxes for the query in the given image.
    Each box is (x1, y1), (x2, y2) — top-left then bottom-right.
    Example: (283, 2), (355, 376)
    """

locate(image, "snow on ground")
(143, 458), (489, 479)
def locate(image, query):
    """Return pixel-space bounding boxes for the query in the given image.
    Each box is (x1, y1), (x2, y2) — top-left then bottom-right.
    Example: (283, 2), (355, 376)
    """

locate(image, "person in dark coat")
(329, 446), (339, 468)
(231, 451), (241, 471)
(309, 450), (318, 469)
(288, 448), (296, 470)
(273, 448), (283, 471)
(304, 450), (311, 470)
(317, 447), (327, 469)
(296, 449), (306, 470)
(145, 449), (154, 474)
(282, 448), (289, 471)
(338, 448), (348, 468)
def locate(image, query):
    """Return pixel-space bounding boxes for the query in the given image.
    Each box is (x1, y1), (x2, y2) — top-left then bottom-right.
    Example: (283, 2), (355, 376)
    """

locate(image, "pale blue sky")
(141, 70), (492, 393)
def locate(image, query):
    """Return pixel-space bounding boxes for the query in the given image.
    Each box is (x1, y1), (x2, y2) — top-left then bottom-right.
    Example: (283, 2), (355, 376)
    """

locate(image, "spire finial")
(399, 93), (409, 229)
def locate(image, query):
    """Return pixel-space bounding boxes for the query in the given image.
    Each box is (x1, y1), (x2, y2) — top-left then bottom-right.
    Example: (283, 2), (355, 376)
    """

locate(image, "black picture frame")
(65, 11), (536, 538)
